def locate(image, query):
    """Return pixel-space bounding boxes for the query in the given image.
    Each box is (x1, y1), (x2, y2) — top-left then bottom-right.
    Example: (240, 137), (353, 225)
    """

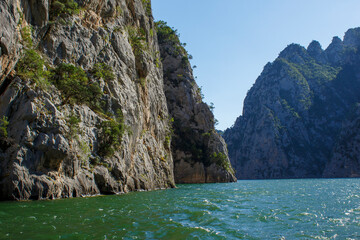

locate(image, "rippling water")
(1, 179), (360, 239)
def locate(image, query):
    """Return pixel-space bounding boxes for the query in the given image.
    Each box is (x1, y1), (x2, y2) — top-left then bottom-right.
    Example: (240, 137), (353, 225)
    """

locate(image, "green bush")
(127, 25), (146, 57)
(155, 20), (180, 45)
(0, 116), (9, 138)
(90, 63), (115, 82)
(155, 21), (192, 65)
(97, 110), (125, 157)
(51, 0), (80, 20)
(20, 26), (33, 48)
(15, 49), (50, 87)
(141, 0), (152, 16)
(164, 135), (171, 149)
(67, 114), (81, 138)
(211, 152), (234, 174)
(51, 63), (102, 107)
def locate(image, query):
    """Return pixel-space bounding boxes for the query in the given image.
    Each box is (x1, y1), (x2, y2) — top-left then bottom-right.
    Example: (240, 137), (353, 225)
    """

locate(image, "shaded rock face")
(0, 0), (21, 84)
(323, 104), (360, 178)
(156, 22), (236, 183)
(224, 27), (360, 179)
(0, 0), (176, 200)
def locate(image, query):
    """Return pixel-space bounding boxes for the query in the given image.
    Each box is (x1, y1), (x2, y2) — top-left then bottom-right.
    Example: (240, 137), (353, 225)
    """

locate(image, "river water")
(0, 179), (359, 239)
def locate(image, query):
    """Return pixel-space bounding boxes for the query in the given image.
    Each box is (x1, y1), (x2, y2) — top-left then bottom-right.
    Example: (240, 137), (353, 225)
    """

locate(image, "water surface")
(1, 179), (359, 239)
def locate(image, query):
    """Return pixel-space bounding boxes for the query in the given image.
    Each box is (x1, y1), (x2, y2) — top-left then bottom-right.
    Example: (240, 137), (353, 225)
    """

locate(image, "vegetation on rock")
(0, 116), (9, 138)
(224, 27), (360, 179)
(128, 25), (147, 57)
(51, 63), (102, 108)
(97, 110), (125, 157)
(15, 49), (50, 88)
(90, 63), (115, 82)
(211, 152), (235, 174)
(50, 0), (80, 20)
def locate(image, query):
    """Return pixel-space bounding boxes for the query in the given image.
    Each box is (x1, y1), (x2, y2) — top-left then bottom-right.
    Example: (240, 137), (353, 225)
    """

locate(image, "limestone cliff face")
(0, 0), (235, 200)
(224, 27), (360, 179)
(0, 0), (174, 200)
(156, 21), (236, 183)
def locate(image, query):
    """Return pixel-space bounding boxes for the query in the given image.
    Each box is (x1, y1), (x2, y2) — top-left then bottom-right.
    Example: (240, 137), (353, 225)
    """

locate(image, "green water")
(0, 179), (359, 239)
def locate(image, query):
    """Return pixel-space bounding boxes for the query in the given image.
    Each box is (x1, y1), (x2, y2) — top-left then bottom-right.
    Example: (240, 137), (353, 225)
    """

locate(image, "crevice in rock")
(0, 76), (12, 96)
(0, 41), (8, 56)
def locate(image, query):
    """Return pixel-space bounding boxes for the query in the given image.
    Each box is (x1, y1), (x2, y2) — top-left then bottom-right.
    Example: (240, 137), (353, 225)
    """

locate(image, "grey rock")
(0, 0), (232, 201)
(158, 23), (236, 183)
(0, 0), (21, 84)
(0, 0), (176, 200)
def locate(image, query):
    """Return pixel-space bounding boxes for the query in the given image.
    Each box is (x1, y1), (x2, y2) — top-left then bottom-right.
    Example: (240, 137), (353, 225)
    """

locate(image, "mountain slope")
(224, 28), (360, 179)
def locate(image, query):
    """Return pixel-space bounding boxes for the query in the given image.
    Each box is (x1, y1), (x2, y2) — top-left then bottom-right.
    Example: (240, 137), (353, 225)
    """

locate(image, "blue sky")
(152, 0), (360, 130)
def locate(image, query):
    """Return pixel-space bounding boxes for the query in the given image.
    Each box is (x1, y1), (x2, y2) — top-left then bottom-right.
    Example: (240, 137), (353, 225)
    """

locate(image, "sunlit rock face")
(0, 0), (236, 200)
(0, 0), (173, 200)
(224, 27), (360, 179)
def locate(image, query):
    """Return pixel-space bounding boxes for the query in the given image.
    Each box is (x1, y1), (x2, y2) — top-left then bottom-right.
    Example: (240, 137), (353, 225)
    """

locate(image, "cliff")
(0, 0), (235, 200)
(224, 28), (360, 179)
(156, 21), (236, 183)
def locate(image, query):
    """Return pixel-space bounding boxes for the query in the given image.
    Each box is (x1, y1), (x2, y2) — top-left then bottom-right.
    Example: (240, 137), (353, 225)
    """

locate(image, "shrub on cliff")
(127, 26), (147, 57)
(211, 152), (234, 174)
(155, 20), (191, 64)
(0, 116), (9, 138)
(51, 63), (102, 107)
(90, 63), (115, 82)
(141, 0), (152, 16)
(97, 110), (125, 157)
(155, 20), (180, 45)
(20, 26), (33, 48)
(51, 0), (80, 20)
(15, 49), (50, 88)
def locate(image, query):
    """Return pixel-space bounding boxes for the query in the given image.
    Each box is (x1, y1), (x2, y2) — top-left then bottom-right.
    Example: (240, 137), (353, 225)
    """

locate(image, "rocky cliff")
(224, 27), (360, 179)
(0, 0), (235, 200)
(156, 21), (236, 183)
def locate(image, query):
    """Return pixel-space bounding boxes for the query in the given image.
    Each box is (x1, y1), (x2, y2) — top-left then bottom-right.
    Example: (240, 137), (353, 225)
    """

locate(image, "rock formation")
(156, 21), (236, 183)
(0, 0), (235, 200)
(224, 28), (360, 179)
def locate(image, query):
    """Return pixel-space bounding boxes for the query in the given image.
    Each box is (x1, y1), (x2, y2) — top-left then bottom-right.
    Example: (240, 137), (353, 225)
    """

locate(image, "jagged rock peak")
(278, 43), (310, 64)
(327, 36), (343, 49)
(325, 36), (345, 65)
(307, 40), (326, 64)
(307, 40), (323, 56)
(343, 27), (360, 47)
(224, 26), (360, 180)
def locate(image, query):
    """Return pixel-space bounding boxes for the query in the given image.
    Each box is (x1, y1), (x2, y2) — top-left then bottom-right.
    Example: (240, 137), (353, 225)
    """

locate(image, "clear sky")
(151, 0), (360, 130)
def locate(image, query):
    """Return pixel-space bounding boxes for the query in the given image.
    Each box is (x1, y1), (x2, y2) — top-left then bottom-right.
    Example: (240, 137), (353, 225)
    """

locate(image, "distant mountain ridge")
(224, 27), (360, 179)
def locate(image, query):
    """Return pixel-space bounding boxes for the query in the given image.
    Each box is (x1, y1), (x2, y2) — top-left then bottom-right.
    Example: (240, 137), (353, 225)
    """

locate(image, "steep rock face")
(156, 22), (236, 183)
(0, 0), (21, 84)
(0, 0), (176, 200)
(0, 0), (235, 200)
(323, 104), (360, 178)
(224, 27), (360, 179)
